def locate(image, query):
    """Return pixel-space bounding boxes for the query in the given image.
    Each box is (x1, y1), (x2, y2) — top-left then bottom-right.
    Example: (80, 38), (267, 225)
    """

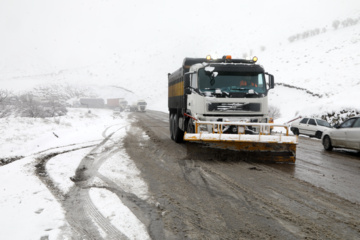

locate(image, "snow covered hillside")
(1, 15), (360, 121)
(143, 16), (360, 121)
(89, 17), (360, 122)
(262, 18), (360, 122)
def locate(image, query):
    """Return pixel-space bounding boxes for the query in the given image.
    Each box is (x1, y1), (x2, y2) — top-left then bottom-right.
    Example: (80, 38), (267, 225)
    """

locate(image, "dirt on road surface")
(125, 110), (360, 239)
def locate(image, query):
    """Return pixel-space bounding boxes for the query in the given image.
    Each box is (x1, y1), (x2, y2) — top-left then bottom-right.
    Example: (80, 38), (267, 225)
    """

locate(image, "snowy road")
(1, 109), (360, 239)
(125, 110), (360, 239)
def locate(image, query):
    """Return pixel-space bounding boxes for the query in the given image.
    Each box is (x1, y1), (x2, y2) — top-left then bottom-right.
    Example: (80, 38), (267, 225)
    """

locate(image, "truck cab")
(186, 62), (273, 123)
(168, 55), (274, 142)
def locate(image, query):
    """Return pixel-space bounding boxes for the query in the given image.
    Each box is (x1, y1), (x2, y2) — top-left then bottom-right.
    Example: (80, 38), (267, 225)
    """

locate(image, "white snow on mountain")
(2, 13), (360, 120)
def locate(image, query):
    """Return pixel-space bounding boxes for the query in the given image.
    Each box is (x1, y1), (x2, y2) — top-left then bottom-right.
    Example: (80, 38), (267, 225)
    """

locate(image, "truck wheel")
(315, 131), (322, 139)
(173, 114), (184, 143)
(323, 136), (333, 151)
(169, 114), (174, 140)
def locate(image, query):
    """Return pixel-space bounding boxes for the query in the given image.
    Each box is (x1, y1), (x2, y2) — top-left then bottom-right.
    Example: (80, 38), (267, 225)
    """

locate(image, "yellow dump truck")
(168, 55), (297, 162)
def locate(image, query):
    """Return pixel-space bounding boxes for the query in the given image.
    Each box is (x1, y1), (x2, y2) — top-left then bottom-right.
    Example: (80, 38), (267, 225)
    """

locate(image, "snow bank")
(0, 157), (67, 240)
(0, 109), (152, 239)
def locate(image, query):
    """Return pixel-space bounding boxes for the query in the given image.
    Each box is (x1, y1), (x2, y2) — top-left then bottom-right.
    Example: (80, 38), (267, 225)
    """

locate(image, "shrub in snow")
(321, 109), (360, 126)
(0, 105), (13, 118)
(341, 18), (359, 28)
(0, 90), (14, 118)
(18, 93), (68, 118)
(332, 20), (340, 30)
(0, 156), (24, 166)
(268, 105), (281, 119)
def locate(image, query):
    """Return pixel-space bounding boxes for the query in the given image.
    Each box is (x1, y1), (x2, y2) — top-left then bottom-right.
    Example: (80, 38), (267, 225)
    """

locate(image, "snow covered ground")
(0, 108), (152, 240)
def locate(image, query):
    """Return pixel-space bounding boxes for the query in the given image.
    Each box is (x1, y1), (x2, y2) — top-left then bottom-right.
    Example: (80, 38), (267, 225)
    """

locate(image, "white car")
(322, 115), (360, 151)
(290, 117), (332, 139)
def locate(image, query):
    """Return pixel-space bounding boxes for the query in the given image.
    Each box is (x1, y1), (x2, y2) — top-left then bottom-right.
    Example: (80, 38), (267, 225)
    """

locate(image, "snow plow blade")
(184, 121), (298, 163)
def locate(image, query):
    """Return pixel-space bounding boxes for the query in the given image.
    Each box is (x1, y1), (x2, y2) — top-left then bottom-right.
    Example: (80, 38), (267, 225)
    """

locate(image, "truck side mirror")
(184, 76), (190, 88)
(265, 73), (275, 89)
(269, 76), (274, 89)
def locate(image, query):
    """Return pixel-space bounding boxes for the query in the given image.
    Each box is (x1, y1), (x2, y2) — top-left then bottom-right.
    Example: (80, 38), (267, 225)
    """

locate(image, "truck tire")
(169, 114), (174, 140)
(315, 131), (322, 139)
(173, 113), (184, 143)
(323, 135), (333, 151)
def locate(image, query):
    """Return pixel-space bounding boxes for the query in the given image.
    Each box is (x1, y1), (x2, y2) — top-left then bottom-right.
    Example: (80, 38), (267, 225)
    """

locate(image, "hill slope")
(261, 20), (360, 121)
(1, 15), (359, 121)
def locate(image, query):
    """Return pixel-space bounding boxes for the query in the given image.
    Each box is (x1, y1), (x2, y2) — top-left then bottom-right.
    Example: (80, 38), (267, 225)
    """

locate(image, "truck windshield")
(198, 69), (267, 94)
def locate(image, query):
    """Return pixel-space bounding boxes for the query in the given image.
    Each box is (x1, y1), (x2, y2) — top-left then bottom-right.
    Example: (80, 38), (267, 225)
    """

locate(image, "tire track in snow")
(33, 127), (129, 239)
(60, 132), (130, 239)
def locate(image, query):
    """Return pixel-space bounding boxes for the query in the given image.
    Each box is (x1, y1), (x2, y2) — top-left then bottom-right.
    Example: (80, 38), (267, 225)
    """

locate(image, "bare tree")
(268, 105), (281, 119)
(19, 93), (43, 118)
(0, 90), (13, 118)
(0, 89), (9, 103)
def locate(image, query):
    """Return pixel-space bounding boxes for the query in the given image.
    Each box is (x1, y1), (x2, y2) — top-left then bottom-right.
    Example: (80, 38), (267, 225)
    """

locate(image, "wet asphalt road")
(125, 110), (360, 239)
(272, 133), (360, 204)
(138, 110), (360, 204)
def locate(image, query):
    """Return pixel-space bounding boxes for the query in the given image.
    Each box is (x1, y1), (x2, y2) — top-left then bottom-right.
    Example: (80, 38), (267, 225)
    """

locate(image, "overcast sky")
(1, 0), (359, 81)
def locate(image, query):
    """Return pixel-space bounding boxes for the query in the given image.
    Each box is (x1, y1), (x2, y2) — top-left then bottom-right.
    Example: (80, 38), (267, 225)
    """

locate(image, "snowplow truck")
(168, 55), (297, 163)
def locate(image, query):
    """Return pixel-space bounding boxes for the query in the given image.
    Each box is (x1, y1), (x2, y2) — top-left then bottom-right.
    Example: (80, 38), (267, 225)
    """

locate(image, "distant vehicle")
(119, 99), (128, 111)
(107, 98), (128, 111)
(136, 100), (147, 112)
(322, 115), (360, 151)
(113, 108), (121, 116)
(80, 98), (105, 108)
(129, 100), (147, 112)
(290, 117), (332, 139)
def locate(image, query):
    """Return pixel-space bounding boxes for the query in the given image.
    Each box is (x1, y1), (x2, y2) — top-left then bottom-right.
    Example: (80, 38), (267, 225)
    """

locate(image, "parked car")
(290, 117), (332, 139)
(322, 115), (360, 151)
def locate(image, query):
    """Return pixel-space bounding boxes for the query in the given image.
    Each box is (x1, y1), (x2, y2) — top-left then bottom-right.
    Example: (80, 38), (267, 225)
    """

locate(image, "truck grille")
(207, 102), (261, 112)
